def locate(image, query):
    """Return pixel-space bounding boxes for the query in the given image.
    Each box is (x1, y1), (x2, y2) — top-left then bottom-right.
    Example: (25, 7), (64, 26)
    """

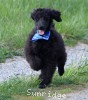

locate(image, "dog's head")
(31, 8), (62, 34)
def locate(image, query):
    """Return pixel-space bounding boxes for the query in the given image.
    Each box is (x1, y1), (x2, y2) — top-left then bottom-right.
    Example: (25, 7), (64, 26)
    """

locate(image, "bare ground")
(0, 43), (88, 83)
(46, 88), (88, 100)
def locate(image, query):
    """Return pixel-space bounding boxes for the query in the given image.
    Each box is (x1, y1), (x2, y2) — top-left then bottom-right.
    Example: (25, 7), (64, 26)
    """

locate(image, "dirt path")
(0, 43), (88, 83)
(64, 88), (88, 100)
(46, 88), (88, 100)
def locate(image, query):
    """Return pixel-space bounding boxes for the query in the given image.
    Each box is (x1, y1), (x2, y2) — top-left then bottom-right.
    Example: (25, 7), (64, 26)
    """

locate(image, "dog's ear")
(51, 10), (62, 22)
(31, 8), (43, 20)
(31, 9), (36, 20)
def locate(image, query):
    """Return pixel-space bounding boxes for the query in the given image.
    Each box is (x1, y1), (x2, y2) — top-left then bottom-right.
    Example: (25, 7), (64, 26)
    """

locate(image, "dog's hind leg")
(39, 63), (56, 89)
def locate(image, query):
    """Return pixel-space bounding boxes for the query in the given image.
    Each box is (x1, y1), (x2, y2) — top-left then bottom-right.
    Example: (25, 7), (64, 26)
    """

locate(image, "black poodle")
(25, 8), (67, 89)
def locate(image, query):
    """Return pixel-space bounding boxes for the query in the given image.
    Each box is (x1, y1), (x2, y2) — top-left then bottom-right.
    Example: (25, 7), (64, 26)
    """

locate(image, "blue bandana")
(32, 30), (50, 42)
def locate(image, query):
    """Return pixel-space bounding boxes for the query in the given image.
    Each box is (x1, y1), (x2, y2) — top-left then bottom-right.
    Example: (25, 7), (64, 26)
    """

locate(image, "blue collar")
(32, 30), (50, 42)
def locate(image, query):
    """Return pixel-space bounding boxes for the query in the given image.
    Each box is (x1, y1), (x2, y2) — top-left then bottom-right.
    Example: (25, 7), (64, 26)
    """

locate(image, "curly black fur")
(25, 8), (67, 89)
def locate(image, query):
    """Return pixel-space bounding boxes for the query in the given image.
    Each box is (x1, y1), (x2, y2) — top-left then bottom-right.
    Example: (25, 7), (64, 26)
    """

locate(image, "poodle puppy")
(25, 8), (67, 89)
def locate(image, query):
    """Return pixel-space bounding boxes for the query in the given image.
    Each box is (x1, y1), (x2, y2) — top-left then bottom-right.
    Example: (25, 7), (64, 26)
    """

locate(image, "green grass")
(0, 65), (88, 100)
(0, 0), (88, 62)
(0, 47), (23, 62)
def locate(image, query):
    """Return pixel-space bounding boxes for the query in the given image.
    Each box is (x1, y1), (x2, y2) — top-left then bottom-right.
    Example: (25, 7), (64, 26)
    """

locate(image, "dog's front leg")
(26, 54), (42, 71)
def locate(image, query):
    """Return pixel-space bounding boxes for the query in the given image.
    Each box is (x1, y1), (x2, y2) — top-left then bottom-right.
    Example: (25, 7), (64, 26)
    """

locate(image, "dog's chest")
(32, 40), (52, 56)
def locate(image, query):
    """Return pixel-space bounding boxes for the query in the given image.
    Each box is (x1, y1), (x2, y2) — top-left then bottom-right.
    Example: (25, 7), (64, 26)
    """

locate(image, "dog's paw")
(39, 84), (46, 89)
(58, 66), (64, 76)
(58, 69), (64, 76)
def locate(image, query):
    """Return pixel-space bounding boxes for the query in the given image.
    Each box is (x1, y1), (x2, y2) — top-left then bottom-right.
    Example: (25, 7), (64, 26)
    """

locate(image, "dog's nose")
(39, 26), (44, 30)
